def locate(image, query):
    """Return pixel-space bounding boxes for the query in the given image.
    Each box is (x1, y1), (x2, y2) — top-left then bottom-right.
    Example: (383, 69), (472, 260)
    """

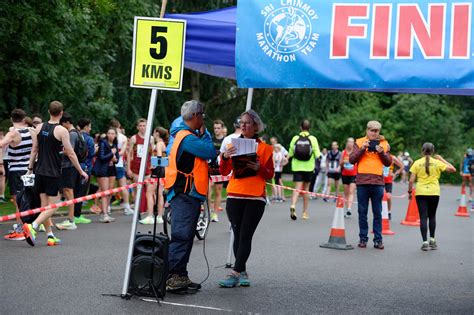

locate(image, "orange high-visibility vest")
(355, 137), (390, 176)
(226, 142), (273, 197)
(165, 130), (209, 196)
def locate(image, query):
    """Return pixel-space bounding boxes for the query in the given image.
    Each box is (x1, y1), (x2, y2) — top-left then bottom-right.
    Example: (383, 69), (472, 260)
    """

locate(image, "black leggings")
(226, 198), (265, 273)
(415, 196), (440, 242)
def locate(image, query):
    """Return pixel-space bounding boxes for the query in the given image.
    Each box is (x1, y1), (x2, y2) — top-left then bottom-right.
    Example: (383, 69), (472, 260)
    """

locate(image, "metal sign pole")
(121, 88), (158, 295)
(246, 88), (254, 111)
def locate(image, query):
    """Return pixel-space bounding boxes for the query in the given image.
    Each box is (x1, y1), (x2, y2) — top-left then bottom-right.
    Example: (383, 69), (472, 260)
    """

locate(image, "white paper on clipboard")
(231, 138), (257, 156)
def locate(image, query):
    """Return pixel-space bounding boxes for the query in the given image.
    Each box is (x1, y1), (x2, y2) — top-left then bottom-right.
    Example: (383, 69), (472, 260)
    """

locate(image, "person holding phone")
(350, 121), (392, 249)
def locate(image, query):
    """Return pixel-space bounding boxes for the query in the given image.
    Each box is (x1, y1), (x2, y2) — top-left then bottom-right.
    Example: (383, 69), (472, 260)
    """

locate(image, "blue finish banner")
(236, 1), (473, 94)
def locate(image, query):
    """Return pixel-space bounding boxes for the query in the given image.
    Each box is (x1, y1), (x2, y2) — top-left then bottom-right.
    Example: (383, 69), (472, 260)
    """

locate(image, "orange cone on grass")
(320, 196), (353, 250)
(455, 185), (470, 217)
(381, 191), (395, 235)
(401, 190), (420, 226)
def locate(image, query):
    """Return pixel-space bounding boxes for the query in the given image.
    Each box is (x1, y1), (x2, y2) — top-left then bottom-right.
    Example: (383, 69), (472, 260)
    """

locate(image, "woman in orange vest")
(349, 121), (392, 250)
(218, 110), (274, 288)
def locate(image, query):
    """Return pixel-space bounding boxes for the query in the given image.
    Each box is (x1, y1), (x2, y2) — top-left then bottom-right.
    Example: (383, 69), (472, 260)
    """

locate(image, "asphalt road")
(1, 183), (472, 314)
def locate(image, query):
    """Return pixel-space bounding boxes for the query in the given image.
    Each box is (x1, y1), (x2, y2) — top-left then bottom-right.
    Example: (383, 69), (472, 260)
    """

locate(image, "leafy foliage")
(0, 1), (472, 183)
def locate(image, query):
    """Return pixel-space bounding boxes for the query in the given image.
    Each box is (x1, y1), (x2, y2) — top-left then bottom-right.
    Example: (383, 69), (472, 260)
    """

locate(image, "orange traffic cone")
(320, 196), (353, 250)
(381, 191), (395, 235)
(401, 190), (420, 226)
(455, 185), (470, 217)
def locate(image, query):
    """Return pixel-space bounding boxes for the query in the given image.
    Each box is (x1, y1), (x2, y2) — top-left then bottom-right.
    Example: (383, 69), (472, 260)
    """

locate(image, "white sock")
(32, 222), (38, 230)
(47, 232), (54, 238)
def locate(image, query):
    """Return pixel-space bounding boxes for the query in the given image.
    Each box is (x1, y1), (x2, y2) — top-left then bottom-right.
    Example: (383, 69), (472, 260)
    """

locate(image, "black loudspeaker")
(129, 232), (169, 298)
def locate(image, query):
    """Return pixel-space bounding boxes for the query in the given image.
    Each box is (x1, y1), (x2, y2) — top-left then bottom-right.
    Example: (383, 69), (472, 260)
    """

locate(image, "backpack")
(293, 135), (313, 161)
(469, 158), (474, 175)
(71, 129), (87, 163)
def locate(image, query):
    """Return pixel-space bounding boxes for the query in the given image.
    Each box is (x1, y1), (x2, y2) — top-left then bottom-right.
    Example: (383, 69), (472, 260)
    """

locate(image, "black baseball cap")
(233, 116), (241, 128)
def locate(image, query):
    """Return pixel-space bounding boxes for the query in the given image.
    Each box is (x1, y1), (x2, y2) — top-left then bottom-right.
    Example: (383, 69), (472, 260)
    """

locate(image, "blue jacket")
(80, 131), (96, 174)
(167, 120), (216, 202)
(93, 139), (119, 177)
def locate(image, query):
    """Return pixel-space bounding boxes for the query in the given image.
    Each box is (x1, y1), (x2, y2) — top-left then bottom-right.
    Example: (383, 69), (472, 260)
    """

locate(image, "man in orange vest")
(164, 100), (216, 292)
(350, 121), (392, 250)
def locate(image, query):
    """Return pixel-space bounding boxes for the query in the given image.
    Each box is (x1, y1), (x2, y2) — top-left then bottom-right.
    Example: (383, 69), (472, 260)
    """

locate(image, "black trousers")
(226, 198), (265, 273)
(415, 195), (440, 242)
(74, 172), (89, 218)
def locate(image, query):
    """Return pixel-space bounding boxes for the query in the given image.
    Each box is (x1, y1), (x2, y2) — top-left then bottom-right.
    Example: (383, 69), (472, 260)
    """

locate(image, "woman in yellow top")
(408, 143), (456, 251)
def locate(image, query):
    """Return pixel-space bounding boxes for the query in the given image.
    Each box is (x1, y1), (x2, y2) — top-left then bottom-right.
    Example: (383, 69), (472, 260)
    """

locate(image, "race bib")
(136, 144), (144, 158)
(344, 162), (354, 171)
(383, 166), (390, 177)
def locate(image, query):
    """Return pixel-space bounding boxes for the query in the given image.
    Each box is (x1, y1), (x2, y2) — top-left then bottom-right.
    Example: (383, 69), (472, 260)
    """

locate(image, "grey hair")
(241, 109), (265, 134)
(181, 100), (204, 121)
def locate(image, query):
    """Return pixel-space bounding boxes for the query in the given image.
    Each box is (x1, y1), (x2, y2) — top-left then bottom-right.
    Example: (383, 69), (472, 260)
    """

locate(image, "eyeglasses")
(369, 129), (380, 132)
(240, 121), (253, 126)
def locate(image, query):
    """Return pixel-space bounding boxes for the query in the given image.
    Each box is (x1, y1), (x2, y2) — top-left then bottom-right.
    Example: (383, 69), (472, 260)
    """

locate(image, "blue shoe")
(218, 273), (239, 288)
(239, 272), (250, 287)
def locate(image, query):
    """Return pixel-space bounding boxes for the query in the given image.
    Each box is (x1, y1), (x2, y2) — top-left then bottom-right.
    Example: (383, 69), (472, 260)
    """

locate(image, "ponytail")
(425, 156), (430, 176)
(421, 142), (435, 176)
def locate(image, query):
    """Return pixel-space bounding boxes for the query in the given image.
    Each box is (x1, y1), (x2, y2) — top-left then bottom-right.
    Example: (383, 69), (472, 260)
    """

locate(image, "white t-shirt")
(116, 132), (127, 167)
(273, 151), (284, 172)
(220, 132), (241, 153)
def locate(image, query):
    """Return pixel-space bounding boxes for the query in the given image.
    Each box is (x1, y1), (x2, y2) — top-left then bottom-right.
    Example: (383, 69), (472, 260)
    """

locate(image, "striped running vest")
(7, 128), (32, 172)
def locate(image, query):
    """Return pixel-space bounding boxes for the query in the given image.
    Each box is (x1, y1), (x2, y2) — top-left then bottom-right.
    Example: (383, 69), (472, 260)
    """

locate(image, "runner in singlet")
(340, 138), (357, 217)
(0, 109), (36, 240)
(23, 101), (88, 247)
(127, 118), (155, 225)
(110, 119), (133, 215)
(209, 119), (226, 222)
(383, 154), (404, 219)
(325, 141), (342, 202)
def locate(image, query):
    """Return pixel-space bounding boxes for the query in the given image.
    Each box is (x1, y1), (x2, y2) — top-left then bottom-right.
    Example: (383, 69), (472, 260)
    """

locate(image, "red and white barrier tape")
(267, 183), (408, 201)
(0, 175), (231, 223)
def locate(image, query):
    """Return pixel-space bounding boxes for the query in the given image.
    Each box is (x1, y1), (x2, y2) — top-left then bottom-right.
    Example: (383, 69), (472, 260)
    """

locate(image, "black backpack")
(71, 129), (87, 163)
(294, 135), (313, 161)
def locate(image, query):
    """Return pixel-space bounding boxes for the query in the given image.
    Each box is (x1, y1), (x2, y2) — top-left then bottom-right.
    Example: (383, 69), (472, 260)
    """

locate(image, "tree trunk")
(191, 71), (200, 101)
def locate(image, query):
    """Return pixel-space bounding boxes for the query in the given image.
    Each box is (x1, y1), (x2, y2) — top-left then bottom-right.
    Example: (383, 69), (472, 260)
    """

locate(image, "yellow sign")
(131, 17), (186, 91)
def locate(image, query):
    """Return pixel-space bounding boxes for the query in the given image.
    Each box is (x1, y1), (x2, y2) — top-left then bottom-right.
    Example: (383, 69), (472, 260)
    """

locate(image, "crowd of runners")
(0, 101), (472, 288)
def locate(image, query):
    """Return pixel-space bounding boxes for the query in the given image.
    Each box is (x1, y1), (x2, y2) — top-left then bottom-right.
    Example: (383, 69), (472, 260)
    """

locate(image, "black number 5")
(150, 26), (167, 60)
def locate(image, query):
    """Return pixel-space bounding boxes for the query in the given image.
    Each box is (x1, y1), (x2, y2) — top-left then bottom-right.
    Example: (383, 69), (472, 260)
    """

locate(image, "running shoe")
(138, 215), (154, 225)
(421, 242), (429, 251)
(211, 212), (219, 222)
(429, 238), (437, 250)
(74, 215), (92, 224)
(374, 241), (385, 250)
(55, 219), (77, 230)
(4, 231), (25, 241)
(217, 207), (224, 212)
(38, 224), (46, 232)
(388, 212), (392, 220)
(346, 210), (352, 217)
(22, 223), (36, 246)
(157, 215), (164, 224)
(100, 215), (116, 223)
(358, 240), (367, 248)
(47, 236), (62, 246)
(218, 273), (240, 288)
(0, 196), (6, 203)
(183, 276), (202, 291)
(123, 208), (134, 216)
(302, 212), (309, 220)
(323, 198), (328, 203)
(290, 207), (297, 220)
(239, 272), (250, 287)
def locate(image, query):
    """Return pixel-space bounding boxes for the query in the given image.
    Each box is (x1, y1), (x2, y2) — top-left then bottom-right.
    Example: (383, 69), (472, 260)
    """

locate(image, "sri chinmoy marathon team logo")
(257, 1), (319, 63)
